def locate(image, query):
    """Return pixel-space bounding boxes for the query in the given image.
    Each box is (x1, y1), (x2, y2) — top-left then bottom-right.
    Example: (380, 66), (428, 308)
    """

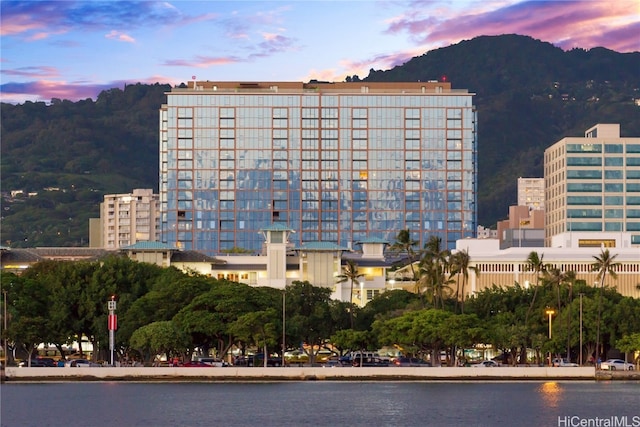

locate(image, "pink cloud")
(388, 0), (639, 53)
(251, 34), (296, 58)
(0, 19), (43, 36)
(163, 32), (296, 68)
(163, 56), (241, 68)
(1, 66), (60, 79)
(105, 30), (135, 43)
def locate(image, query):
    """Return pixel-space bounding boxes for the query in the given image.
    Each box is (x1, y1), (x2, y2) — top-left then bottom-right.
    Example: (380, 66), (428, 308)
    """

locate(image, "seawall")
(3, 366), (604, 382)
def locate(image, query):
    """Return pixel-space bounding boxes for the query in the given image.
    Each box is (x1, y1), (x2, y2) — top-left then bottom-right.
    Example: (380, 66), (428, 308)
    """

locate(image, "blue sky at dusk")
(1, 0), (638, 104)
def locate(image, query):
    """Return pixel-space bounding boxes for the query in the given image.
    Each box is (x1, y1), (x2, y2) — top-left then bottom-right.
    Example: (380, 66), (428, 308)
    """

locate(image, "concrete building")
(159, 81), (477, 255)
(497, 205), (545, 249)
(451, 238), (640, 299)
(476, 225), (497, 239)
(517, 177), (545, 211)
(544, 124), (640, 246)
(122, 228), (398, 306)
(98, 189), (160, 250)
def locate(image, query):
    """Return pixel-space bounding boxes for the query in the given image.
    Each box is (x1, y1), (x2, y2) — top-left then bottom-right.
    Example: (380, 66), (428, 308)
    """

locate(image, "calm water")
(1, 381), (639, 427)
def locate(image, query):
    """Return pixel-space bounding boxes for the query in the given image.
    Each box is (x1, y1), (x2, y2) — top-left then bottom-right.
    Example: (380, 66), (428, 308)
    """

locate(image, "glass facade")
(160, 82), (477, 255)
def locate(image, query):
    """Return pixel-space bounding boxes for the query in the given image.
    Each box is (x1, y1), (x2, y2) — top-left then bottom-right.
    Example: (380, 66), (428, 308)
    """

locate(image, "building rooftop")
(296, 241), (351, 251)
(121, 241), (178, 251)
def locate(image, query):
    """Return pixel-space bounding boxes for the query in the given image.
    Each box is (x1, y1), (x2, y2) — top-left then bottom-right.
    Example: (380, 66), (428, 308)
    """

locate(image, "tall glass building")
(159, 81), (477, 255)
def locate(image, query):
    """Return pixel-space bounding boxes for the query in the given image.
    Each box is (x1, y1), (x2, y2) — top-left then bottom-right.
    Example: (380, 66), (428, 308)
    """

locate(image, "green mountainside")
(1, 35), (639, 247)
(363, 35), (640, 225)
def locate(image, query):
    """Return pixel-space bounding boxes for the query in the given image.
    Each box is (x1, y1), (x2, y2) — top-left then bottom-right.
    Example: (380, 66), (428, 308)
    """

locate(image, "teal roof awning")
(260, 223), (294, 232)
(355, 237), (389, 244)
(297, 241), (350, 251)
(121, 241), (178, 251)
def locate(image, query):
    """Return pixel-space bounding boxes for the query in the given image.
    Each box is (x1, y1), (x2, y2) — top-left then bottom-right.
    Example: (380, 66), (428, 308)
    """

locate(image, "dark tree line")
(2, 248), (639, 367)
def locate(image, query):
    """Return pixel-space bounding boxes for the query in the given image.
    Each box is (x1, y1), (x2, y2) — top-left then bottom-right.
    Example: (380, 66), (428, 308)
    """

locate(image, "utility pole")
(579, 293), (584, 365)
(3, 289), (7, 366)
(281, 290), (286, 367)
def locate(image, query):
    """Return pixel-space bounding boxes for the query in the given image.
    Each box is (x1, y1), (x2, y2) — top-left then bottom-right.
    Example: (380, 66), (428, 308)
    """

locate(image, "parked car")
(197, 357), (229, 367)
(66, 359), (91, 367)
(600, 359), (635, 371)
(234, 354), (283, 367)
(552, 358), (579, 367)
(393, 357), (431, 367)
(340, 352), (387, 366)
(471, 360), (499, 367)
(181, 361), (212, 367)
(351, 354), (389, 367)
(18, 359), (50, 367)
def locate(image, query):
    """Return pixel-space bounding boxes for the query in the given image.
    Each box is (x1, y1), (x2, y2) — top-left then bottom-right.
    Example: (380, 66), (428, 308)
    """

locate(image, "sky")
(1, 0), (639, 104)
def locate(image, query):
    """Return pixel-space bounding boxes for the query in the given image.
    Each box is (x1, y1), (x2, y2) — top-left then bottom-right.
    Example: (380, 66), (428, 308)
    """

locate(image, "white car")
(65, 359), (91, 367)
(600, 359), (635, 371)
(553, 358), (579, 367)
(197, 357), (229, 367)
(472, 360), (499, 367)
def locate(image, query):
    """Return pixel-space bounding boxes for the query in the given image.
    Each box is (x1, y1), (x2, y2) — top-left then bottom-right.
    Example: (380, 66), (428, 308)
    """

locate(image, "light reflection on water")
(539, 381), (563, 408)
(2, 381), (639, 427)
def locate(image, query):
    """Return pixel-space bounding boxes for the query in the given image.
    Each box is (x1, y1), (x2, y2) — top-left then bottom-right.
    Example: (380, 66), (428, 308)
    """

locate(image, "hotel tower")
(159, 81), (477, 255)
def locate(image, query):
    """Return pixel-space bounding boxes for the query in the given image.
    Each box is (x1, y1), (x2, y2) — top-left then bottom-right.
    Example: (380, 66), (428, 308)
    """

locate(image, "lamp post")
(281, 290), (286, 367)
(579, 293), (584, 366)
(3, 289), (7, 365)
(546, 308), (555, 366)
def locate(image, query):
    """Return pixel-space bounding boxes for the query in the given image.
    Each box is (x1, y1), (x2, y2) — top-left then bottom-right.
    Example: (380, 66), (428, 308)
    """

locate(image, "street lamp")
(546, 308), (555, 366)
(579, 293), (584, 365)
(281, 290), (286, 367)
(3, 289), (7, 366)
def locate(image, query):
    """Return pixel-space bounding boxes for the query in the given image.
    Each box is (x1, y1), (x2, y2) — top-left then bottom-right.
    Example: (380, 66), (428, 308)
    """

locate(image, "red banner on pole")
(108, 314), (117, 331)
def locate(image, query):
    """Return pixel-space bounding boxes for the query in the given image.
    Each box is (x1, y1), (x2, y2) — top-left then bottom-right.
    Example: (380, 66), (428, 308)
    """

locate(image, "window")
(604, 209), (623, 218)
(604, 144), (623, 153)
(567, 196), (601, 205)
(604, 183), (623, 192)
(567, 144), (601, 153)
(568, 209), (601, 218)
(604, 157), (623, 166)
(567, 170), (602, 179)
(567, 183), (601, 192)
(567, 157), (602, 166)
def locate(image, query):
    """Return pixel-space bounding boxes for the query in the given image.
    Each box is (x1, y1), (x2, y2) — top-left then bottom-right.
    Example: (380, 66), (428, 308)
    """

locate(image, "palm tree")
(592, 249), (620, 365)
(524, 251), (546, 326)
(390, 229), (420, 282)
(449, 249), (477, 313)
(419, 236), (453, 309)
(564, 271), (577, 361)
(336, 259), (364, 329)
(542, 267), (566, 313)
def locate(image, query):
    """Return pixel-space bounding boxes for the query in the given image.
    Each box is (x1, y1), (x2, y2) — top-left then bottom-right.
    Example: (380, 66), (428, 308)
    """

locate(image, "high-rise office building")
(159, 81), (477, 255)
(544, 124), (640, 246)
(99, 189), (160, 249)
